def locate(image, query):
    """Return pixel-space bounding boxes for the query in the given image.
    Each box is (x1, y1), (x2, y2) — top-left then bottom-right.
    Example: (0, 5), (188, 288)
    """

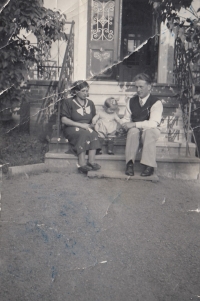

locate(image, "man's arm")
(122, 100), (163, 130)
(135, 100), (163, 129)
(120, 98), (132, 123)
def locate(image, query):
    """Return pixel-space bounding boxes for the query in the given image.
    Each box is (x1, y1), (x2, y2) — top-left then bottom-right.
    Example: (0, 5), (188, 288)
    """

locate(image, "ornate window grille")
(91, 0), (115, 41)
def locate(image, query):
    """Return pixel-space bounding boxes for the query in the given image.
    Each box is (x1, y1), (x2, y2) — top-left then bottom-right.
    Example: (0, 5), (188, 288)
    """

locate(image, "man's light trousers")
(125, 128), (160, 167)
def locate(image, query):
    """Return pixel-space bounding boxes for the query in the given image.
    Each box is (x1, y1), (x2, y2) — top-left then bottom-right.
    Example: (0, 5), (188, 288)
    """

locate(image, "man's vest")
(129, 94), (159, 122)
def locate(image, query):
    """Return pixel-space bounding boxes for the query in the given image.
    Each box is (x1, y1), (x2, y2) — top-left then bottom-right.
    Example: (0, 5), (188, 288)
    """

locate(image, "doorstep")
(87, 169), (159, 182)
(45, 152), (200, 180)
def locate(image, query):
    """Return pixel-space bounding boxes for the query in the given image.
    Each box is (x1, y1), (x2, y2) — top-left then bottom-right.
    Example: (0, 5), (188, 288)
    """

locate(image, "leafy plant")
(151, 0), (200, 64)
(0, 0), (68, 110)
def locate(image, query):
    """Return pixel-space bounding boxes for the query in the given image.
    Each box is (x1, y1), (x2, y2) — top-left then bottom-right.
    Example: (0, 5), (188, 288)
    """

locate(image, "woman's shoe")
(78, 165), (92, 174)
(96, 149), (103, 155)
(87, 162), (101, 170)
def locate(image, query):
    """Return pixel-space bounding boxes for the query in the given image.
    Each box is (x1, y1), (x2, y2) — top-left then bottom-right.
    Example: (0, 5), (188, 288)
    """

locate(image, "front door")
(119, 0), (159, 81)
(87, 0), (122, 79)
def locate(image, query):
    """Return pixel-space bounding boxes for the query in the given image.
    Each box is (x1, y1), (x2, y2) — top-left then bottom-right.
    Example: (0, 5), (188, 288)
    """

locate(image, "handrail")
(173, 36), (195, 156)
(36, 81), (55, 124)
(58, 21), (75, 93)
(56, 21), (75, 148)
(34, 21), (75, 143)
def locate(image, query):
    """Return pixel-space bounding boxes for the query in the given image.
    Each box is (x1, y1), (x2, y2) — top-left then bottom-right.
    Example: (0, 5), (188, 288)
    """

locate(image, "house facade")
(42, 0), (199, 85)
(43, 0), (186, 84)
(39, 0), (200, 180)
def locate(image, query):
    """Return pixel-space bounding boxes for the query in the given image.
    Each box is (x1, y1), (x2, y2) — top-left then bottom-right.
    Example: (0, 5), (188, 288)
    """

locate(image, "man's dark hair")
(133, 73), (152, 84)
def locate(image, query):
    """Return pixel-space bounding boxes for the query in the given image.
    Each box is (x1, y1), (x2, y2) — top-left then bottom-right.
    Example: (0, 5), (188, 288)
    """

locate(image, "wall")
(157, 23), (175, 84)
(28, 0), (200, 84)
(26, 80), (58, 136)
(43, 0), (89, 81)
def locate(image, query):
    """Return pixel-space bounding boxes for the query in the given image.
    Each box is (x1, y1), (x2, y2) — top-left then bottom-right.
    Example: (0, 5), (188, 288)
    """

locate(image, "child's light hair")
(103, 97), (118, 112)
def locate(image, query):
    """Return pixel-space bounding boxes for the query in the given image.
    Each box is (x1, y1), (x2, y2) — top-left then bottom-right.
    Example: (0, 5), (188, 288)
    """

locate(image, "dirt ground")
(1, 170), (200, 301)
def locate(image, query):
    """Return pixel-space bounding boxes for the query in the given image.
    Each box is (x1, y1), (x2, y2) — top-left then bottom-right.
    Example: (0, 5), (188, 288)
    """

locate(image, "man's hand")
(122, 122), (136, 131)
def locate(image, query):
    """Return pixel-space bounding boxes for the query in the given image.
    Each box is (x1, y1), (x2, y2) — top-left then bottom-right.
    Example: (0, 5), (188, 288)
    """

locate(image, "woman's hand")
(89, 123), (95, 129)
(80, 123), (91, 130)
(61, 116), (93, 132)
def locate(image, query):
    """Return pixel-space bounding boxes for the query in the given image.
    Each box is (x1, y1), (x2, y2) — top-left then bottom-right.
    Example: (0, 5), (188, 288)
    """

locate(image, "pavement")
(0, 170), (200, 301)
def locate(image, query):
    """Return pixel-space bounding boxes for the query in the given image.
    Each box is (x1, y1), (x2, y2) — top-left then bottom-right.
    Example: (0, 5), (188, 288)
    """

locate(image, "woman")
(61, 80), (101, 174)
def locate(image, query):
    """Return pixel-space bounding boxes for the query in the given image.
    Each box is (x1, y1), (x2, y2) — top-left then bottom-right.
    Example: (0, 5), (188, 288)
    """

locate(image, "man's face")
(135, 80), (151, 99)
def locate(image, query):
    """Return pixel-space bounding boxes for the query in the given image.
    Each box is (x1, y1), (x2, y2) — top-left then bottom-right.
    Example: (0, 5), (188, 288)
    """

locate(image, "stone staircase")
(45, 81), (200, 180)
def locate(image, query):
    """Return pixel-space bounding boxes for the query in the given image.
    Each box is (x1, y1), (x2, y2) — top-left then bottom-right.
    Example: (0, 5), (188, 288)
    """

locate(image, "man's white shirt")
(121, 94), (163, 129)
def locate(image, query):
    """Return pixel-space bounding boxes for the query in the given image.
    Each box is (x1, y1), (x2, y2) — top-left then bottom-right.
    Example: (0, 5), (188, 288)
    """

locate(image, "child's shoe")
(107, 138), (114, 155)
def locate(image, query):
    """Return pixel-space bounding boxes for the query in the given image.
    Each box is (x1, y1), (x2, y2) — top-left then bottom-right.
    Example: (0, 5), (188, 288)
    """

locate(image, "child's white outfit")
(92, 110), (122, 138)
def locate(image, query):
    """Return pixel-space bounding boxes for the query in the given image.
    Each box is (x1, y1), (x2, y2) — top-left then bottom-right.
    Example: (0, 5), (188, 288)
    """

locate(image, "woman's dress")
(61, 97), (101, 155)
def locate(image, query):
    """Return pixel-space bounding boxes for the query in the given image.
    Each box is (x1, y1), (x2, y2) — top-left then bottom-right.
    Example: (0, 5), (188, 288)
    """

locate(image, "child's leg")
(96, 137), (104, 155)
(107, 135), (115, 155)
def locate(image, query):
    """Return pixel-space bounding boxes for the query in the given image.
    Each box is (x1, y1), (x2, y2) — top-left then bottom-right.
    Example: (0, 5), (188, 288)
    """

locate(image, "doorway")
(86, 0), (122, 80)
(118, 0), (159, 81)
(86, 0), (159, 81)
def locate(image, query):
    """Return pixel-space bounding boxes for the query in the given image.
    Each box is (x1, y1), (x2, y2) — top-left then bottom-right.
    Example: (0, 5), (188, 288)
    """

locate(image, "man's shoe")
(125, 163), (134, 176)
(87, 162), (101, 170)
(141, 166), (154, 177)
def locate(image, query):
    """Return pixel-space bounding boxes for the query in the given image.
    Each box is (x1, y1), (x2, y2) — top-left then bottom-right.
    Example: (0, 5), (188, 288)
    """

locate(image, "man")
(121, 73), (163, 177)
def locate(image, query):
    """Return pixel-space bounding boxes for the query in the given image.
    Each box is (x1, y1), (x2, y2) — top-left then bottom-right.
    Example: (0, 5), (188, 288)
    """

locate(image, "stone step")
(94, 104), (179, 117)
(50, 126), (190, 139)
(89, 94), (179, 110)
(93, 98), (179, 111)
(88, 169), (159, 182)
(48, 138), (196, 157)
(45, 152), (200, 180)
(88, 91), (178, 106)
(88, 81), (179, 95)
(88, 81), (180, 115)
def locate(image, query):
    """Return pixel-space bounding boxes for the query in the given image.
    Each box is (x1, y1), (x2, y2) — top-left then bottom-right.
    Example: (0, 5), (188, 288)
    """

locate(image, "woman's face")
(76, 87), (89, 100)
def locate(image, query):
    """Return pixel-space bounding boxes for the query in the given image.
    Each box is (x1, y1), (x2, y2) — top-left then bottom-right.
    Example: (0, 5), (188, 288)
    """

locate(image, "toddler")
(92, 97), (123, 154)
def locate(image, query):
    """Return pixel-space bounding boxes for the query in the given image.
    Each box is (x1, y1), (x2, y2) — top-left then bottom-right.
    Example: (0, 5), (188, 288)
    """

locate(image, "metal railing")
(56, 21), (75, 145)
(35, 82), (57, 127)
(173, 36), (195, 156)
(28, 22), (74, 81)
(35, 21), (74, 140)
